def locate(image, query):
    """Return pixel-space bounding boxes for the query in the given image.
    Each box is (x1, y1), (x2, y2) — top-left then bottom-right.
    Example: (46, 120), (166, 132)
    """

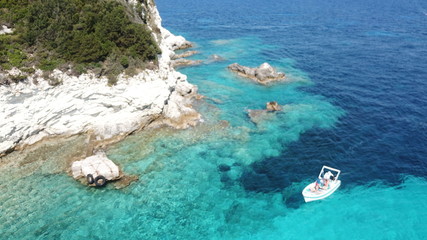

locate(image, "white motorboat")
(302, 165), (341, 202)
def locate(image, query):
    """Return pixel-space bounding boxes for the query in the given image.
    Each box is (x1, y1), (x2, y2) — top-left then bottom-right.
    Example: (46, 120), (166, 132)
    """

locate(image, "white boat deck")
(302, 165), (342, 202)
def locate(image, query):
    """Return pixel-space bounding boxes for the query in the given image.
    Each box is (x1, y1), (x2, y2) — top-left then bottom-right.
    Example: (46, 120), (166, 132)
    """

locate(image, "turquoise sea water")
(2, 0), (427, 239)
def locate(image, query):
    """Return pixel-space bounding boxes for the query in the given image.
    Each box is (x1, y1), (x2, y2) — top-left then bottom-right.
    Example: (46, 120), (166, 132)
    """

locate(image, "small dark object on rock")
(87, 174), (95, 184)
(94, 175), (107, 187)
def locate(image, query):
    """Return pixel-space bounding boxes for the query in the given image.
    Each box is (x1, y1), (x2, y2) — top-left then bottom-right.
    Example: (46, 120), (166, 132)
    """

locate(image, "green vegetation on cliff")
(0, 0), (161, 82)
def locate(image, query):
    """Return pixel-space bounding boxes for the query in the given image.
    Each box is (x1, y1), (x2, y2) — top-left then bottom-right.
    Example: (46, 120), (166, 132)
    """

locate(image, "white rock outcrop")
(228, 62), (285, 85)
(71, 152), (120, 181)
(0, 0), (201, 155)
(0, 25), (13, 35)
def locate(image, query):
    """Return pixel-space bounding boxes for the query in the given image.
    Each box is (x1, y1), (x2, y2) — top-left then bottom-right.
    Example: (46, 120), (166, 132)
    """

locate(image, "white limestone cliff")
(0, 0), (201, 155)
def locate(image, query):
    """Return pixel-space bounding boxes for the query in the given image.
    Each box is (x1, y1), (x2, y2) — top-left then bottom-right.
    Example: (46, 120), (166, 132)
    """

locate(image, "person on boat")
(322, 177), (330, 190)
(312, 177), (323, 192)
(311, 171), (335, 192)
(321, 171), (334, 190)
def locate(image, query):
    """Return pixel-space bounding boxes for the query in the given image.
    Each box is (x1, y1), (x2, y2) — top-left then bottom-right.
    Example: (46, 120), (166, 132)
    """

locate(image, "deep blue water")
(1, 0), (427, 239)
(157, 0), (427, 185)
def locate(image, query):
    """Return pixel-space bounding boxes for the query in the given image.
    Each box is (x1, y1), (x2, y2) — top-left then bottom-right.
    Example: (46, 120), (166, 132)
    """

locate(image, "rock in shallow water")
(228, 62), (285, 85)
(266, 101), (281, 111)
(172, 58), (203, 68)
(171, 50), (199, 60)
(209, 54), (225, 62)
(71, 152), (120, 184)
(247, 101), (283, 124)
(247, 109), (276, 125)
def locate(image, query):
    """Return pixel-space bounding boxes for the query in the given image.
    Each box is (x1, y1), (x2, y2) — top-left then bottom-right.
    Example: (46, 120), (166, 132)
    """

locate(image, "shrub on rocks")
(0, 0), (161, 81)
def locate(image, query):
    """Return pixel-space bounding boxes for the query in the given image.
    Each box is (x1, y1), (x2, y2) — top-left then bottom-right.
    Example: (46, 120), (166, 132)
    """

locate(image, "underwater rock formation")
(247, 101), (283, 124)
(171, 50), (199, 60)
(172, 59), (203, 68)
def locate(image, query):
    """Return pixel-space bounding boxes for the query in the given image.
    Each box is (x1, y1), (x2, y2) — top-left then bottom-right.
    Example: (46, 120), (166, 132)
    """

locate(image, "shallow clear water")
(2, 0), (427, 239)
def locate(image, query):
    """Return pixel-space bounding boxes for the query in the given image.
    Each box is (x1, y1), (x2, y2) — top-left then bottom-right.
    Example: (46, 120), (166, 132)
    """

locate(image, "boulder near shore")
(71, 152), (120, 187)
(228, 62), (285, 85)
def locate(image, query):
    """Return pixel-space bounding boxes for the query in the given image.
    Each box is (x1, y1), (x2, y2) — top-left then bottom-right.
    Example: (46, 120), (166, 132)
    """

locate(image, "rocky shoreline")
(0, 0), (201, 156)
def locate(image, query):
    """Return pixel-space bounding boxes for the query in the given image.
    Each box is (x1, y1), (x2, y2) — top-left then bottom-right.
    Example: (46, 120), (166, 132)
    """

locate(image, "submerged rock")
(247, 109), (275, 125)
(218, 164), (231, 172)
(112, 175), (139, 189)
(171, 50), (199, 60)
(205, 54), (226, 64)
(228, 62), (285, 85)
(172, 58), (203, 68)
(247, 101), (283, 124)
(71, 152), (120, 186)
(209, 54), (225, 62)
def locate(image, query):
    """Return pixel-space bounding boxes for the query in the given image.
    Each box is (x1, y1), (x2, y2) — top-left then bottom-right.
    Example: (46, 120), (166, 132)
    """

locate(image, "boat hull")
(302, 180), (341, 202)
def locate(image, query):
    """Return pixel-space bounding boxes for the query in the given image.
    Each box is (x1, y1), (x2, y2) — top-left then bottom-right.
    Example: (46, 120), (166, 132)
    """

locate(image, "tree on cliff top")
(0, 0), (161, 79)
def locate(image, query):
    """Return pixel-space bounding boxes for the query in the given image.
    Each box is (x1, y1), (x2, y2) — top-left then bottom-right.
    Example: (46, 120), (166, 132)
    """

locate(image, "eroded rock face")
(228, 62), (285, 85)
(161, 78), (201, 129)
(71, 152), (120, 182)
